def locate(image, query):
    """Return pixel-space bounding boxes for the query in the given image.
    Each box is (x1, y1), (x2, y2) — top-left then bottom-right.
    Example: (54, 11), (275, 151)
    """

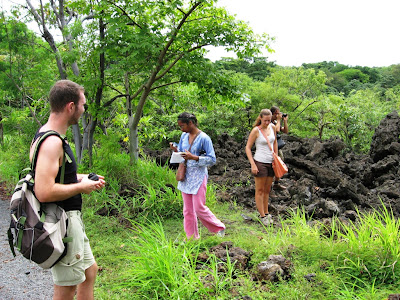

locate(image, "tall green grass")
(86, 134), (182, 220)
(117, 220), (203, 299)
(114, 220), (240, 299)
(83, 200), (398, 299)
(2, 130), (399, 299)
(333, 205), (400, 286)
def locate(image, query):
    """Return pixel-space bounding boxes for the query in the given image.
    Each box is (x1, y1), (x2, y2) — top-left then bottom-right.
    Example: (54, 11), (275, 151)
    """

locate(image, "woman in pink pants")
(170, 112), (225, 240)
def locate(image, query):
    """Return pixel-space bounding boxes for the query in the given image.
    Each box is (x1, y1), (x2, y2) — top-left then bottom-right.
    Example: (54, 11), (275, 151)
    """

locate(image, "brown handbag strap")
(184, 131), (201, 165)
(258, 125), (274, 153)
(188, 131), (201, 152)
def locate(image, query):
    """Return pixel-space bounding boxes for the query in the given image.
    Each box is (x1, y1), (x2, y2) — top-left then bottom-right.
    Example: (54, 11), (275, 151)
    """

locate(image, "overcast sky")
(2, 0), (399, 68)
(207, 0), (400, 67)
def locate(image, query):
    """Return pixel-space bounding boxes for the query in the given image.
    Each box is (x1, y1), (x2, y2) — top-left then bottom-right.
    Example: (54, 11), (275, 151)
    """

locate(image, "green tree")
(215, 57), (276, 81)
(301, 94), (344, 139)
(84, 0), (272, 162)
(264, 67), (327, 114)
(337, 68), (369, 83)
(22, 0), (100, 163)
(0, 15), (57, 142)
(335, 89), (394, 152)
(379, 64), (400, 88)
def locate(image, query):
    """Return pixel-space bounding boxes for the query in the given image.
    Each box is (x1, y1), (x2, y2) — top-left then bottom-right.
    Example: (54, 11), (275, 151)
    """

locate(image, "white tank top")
(254, 124), (275, 163)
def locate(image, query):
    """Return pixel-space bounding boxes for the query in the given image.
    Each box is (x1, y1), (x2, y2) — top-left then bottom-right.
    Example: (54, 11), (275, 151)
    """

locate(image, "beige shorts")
(278, 149), (284, 161)
(51, 210), (95, 286)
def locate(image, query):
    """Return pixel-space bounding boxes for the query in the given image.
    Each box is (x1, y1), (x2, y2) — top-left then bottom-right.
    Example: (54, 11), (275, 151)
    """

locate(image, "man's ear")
(66, 101), (75, 112)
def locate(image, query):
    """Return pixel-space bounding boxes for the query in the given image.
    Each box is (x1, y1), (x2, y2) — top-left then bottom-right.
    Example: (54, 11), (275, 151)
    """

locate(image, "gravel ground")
(0, 198), (53, 300)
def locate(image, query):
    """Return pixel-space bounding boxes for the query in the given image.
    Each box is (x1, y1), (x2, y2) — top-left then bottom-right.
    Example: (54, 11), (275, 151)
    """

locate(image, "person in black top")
(30, 80), (105, 300)
(270, 106), (288, 190)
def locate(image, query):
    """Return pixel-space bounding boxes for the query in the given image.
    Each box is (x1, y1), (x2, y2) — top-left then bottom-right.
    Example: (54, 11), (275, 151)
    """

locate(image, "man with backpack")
(31, 80), (105, 300)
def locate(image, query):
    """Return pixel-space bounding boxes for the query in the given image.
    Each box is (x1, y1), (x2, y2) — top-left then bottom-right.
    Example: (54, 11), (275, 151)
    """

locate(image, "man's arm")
(281, 115), (289, 134)
(33, 136), (105, 202)
(276, 114), (289, 134)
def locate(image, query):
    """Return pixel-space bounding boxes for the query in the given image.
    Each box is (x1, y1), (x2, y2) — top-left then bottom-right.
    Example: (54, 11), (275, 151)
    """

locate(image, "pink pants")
(182, 177), (225, 239)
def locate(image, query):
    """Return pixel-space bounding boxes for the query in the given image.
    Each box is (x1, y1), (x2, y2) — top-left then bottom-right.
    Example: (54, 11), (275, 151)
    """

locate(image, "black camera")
(88, 173), (99, 181)
(282, 113), (288, 118)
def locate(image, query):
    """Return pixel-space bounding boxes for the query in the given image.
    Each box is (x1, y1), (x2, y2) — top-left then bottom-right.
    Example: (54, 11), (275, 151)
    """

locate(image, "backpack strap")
(7, 227), (16, 257)
(31, 131), (69, 184)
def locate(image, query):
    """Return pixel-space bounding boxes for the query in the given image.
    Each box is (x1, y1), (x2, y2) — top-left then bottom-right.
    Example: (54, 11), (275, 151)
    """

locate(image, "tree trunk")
(26, 0), (87, 162)
(88, 120), (97, 168)
(0, 115), (3, 145)
(72, 124), (82, 162)
(128, 84), (152, 162)
(127, 55), (157, 162)
(129, 117), (139, 162)
(81, 15), (105, 167)
(26, 0), (67, 79)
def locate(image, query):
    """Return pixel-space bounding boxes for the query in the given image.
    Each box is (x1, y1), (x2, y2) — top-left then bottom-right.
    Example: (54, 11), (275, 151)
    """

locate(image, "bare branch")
(177, 7), (185, 14)
(65, 7), (75, 24)
(185, 16), (225, 23)
(148, 96), (166, 114)
(26, 0), (67, 78)
(49, 0), (62, 30)
(155, 43), (208, 81)
(155, 52), (185, 81)
(103, 94), (129, 107)
(156, 1), (202, 71)
(291, 100), (320, 122)
(150, 80), (182, 91)
(82, 13), (95, 22)
(130, 85), (146, 99)
(105, 84), (124, 95)
(106, 0), (143, 29)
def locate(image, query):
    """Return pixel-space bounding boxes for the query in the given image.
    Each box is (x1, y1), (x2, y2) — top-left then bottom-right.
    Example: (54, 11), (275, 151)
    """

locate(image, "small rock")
(257, 261), (284, 282)
(304, 273), (316, 282)
(241, 214), (253, 221)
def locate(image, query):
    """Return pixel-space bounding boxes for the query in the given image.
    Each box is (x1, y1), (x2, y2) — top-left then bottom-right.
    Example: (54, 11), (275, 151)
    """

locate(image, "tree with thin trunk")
(24, 0), (95, 163)
(101, 0), (272, 162)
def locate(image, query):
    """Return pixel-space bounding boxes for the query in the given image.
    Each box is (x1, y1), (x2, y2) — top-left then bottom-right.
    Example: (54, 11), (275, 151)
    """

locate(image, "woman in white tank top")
(245, 109), (278, 226)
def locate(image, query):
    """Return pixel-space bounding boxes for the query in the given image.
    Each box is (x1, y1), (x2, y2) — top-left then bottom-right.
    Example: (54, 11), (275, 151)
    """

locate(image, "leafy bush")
(88, 134), (182, 220)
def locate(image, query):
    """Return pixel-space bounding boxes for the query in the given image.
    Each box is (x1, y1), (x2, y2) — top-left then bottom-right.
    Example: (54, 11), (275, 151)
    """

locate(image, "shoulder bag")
(258, 126), (288, 178)
(176, 131), (201, 181)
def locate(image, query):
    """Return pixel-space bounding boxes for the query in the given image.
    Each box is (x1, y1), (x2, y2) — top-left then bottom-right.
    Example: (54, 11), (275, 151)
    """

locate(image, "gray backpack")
(8, 131), (72, 269)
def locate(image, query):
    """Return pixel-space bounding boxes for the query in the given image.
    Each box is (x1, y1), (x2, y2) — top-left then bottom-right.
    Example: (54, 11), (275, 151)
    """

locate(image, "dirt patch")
(150, 111), (400, 221)
(0, 181), (11, 201)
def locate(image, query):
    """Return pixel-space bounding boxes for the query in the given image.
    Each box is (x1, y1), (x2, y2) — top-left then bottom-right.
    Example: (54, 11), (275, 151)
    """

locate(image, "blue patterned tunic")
(177, 131), (216, 195)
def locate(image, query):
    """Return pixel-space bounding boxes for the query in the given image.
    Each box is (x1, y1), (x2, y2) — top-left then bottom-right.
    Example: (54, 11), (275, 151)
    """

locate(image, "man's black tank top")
(33, 131), (82, 211)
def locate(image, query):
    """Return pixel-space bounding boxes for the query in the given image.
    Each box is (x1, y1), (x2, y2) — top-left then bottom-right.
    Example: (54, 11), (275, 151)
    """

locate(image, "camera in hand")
(282, 113), (288, 118)
(88, 173), (99, 181)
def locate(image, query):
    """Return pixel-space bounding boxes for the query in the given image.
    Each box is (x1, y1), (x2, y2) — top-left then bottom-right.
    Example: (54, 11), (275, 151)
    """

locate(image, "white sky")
(207, 0), (400, 67)
(3, 0), (399, 67)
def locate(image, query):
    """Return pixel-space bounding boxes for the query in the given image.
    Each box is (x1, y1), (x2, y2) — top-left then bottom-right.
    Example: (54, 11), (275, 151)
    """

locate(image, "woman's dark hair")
(270, 106), (280, 115)
(178, 112), (198, 126)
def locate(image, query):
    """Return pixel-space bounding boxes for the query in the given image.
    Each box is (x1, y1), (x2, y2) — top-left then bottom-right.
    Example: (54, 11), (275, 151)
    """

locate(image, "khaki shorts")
(278, 149), (284, 161)
(51, 210), (95, 286)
